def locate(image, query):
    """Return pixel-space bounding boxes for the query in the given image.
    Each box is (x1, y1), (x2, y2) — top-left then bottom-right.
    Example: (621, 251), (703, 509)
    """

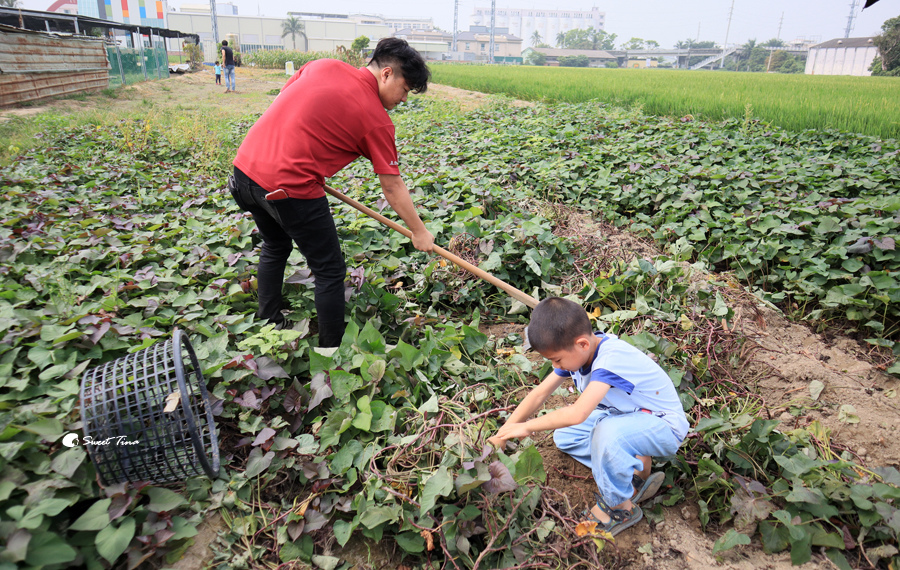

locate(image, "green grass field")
(430, 64), (900, 139)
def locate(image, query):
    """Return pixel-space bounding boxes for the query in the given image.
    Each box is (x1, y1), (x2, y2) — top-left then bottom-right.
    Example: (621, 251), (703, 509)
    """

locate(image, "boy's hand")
(487, 434), (506, 448)
(495, 422), (534, 442)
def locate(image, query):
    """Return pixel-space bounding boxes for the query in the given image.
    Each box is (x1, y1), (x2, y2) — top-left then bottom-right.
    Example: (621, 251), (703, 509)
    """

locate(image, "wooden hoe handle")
(323, 185), (539, 309)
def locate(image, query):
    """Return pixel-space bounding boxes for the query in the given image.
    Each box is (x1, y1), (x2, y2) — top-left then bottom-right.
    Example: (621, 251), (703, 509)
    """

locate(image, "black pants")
(230, 167), (347, 347)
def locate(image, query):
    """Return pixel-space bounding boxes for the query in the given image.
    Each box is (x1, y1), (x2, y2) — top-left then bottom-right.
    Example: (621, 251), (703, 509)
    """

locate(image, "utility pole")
(209, 0), (219, 45)
(844, 0), (858, 38)
(488, 0), (496, 64)
(766, 12), (784, 73)
(721, 0), (735, 69)
(452, 0), (458, 52)
(696, 22), (701, 42)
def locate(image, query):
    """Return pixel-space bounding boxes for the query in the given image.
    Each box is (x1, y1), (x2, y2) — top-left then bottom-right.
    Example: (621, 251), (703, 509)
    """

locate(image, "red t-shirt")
(233, 59), (400, 199)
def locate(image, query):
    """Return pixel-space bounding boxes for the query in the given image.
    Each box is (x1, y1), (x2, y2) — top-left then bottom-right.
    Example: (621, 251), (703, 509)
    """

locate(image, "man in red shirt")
(229, 38), (433, 347)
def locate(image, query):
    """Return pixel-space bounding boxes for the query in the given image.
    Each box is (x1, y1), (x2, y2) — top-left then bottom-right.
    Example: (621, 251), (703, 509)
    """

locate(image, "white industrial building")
(805, 37), (879, 76)
(470, 6), (604, 47)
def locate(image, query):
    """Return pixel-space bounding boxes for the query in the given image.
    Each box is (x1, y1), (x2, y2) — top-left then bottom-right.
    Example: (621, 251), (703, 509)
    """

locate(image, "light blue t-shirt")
(554, 333), (690, 441)
(215, 64), (222, 74)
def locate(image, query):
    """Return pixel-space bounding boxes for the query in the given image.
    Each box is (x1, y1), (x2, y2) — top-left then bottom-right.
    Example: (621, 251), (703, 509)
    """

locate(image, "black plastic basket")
(80, 329), (220, 486)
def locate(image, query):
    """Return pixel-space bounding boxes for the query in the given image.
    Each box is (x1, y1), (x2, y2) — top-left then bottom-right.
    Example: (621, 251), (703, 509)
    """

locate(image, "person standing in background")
(221, 41), (235, 93)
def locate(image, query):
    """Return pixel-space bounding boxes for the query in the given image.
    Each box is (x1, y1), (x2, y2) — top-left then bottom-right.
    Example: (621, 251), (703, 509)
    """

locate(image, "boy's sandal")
(632, 472), (665, 504)
(585, 495), (643, 536)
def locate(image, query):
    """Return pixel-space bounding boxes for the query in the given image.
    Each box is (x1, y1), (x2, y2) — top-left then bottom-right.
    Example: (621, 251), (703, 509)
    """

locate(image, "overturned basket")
(80, 329), (220, 485)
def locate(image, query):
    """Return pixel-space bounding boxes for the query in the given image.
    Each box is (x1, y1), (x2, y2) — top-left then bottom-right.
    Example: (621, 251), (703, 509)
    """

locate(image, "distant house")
(393, 28), (452, 60)
(805, 37), (879, 76)
(454, 26), (523, 63)
(522, 47), (615, 67)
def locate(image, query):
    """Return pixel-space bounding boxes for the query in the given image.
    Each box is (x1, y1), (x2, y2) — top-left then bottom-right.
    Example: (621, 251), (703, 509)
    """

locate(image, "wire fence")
(107, 32), (170, 87)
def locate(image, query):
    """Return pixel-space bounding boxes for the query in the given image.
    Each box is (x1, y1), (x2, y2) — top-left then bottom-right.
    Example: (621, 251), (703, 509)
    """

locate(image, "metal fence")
(107, 31), (169, 87)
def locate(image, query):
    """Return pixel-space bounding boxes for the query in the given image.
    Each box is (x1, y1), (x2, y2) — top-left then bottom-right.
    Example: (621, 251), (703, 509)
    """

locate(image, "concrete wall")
(166, 12), (391, 62)
(805, 46), (878, 76)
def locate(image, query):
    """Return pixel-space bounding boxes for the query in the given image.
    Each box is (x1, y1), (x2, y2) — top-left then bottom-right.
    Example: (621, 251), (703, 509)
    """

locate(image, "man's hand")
(411, 229), (434, 252)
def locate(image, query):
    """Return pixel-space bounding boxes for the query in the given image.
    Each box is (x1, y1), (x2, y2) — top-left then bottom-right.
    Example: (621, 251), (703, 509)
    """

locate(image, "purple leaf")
(283, 387), (303, 413)
(302, 509), (329, 533)
(253, 357), (289, 381)
(846, 237), (873, 255)
(285, 269), (315, 286)
(483, 461), (517, 494)
(234, 389), (260, 410)
(308, 372), (333, 412)
(253, 427), (276, 447)
(288, 521), (304, 541)
(874, 237), (895, 251)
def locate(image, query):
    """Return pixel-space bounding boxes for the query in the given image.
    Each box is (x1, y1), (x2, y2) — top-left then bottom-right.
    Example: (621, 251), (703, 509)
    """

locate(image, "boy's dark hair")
(221, 40), (228, 46)
(368, 37), (430, 94)
(527, 297), (593, 353)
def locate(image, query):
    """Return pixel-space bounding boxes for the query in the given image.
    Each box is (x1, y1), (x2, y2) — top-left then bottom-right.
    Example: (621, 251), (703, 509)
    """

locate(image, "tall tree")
(0, 0), (21, 6)
(620, 37), (646, 50)
(555, 31), (566, 48)
(281, 16), (306, 51)
(351, 35), (370, 55)
(530, 30), (542, 47)
(872, 15), (900, 75)
(589, 28), (617, 50)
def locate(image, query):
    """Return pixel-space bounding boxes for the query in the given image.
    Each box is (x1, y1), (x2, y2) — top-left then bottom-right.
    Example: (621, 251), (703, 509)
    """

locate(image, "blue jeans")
(230, 167), (347, 347)
(554, 406), (681, 507)
(224, 64), (235, 91)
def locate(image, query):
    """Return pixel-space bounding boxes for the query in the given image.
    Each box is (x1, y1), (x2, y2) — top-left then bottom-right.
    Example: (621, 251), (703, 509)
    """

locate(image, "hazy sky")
(21, 0), (899, 48)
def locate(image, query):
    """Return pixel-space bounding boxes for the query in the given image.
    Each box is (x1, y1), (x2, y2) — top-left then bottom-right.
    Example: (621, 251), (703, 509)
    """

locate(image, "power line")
(844, 0), (859, 38)
(721, 0), (735, 69)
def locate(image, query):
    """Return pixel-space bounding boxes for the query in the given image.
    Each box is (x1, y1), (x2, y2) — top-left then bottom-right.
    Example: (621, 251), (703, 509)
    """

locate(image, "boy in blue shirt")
(214, 61), (222, 85)
(489, 297), (689, 535)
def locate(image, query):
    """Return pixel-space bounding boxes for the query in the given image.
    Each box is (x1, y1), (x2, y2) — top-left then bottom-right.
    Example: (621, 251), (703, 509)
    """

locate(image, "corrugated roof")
(812, 37), (877, 49)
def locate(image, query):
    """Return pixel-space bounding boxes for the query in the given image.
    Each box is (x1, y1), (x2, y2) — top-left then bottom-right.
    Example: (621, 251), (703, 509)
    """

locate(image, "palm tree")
(556, 31), (566, 48)
(0, 0), (21, 6)
(281, 16), (306, 51)
(740, 39), (757, 71)
(530, 30), (542, 47)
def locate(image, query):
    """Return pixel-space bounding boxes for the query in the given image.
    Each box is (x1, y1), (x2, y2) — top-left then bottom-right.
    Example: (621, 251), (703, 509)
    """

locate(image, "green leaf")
(245, 448), (276, 478)
(69, 498), (112, 531)
(24, 531), (77, 566)
(418, 395), (439, 414)
(358, 505), (400, 529)
(455, 464), (492, 494)
(95, 516), (136, 564)
(837, 404), (859, 424)
(330, 370), (363, 401)
(146, 487), (186, 513)
(395, 531), (425, 553)
(759, 521), (789, 553)
(514, 445), (546, 484)
(311, 555), (341, 570)
(419, 466), (454, 517)
(712, 528), (750, 554)
(333, 520), (357, 547)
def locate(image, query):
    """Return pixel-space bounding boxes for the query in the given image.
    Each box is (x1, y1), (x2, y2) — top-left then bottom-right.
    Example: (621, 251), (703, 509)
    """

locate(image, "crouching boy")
(489, 297), (689, 535)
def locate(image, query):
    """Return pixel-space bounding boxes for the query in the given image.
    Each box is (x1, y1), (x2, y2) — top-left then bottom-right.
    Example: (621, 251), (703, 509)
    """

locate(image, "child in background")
(489, 297), (689, 535)
(214, 61), (222, 85)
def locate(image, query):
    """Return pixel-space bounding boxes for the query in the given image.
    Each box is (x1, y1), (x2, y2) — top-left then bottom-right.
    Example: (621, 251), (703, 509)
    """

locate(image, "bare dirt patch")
(477, 206), (900, 569)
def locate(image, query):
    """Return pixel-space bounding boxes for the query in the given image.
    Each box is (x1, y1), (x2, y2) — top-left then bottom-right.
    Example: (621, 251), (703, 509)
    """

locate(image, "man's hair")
(221, 40), (228, 46)
(527, 297), (592, 353)
(369, 37), (430, 94)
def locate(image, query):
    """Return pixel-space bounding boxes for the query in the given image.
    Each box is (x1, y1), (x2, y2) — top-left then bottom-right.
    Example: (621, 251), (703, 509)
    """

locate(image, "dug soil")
(8, 68), (898, 569)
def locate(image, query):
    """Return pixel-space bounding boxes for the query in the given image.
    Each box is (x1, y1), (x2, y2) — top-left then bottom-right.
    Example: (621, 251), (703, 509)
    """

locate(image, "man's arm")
(378, 174), (434, 252)
(492, 379), (611, 444)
